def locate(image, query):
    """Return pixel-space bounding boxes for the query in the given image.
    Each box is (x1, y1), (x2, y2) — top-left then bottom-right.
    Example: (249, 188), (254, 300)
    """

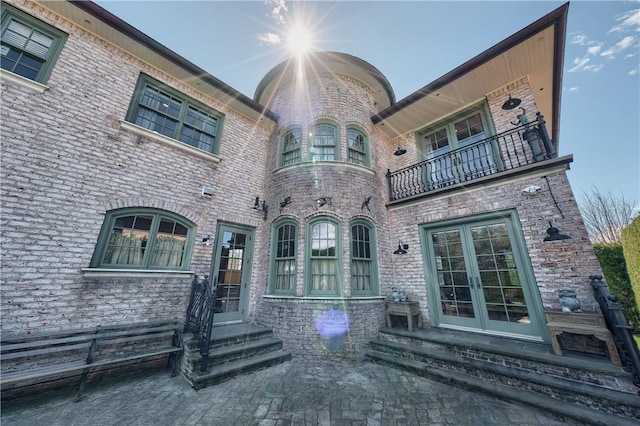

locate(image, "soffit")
(36, 1), (277, 125)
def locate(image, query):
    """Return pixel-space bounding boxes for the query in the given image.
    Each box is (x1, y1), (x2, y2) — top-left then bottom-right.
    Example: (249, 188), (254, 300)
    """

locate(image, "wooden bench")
(1, 319), (183, 400)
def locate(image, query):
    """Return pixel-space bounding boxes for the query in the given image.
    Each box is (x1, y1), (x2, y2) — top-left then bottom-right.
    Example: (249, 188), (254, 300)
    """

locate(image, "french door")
(423, 214), (544, 339)
(210, 223), (254, 323)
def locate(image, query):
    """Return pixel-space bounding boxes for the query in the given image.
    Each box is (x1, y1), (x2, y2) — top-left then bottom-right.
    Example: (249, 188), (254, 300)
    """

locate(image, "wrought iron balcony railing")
(386, 112), (556, 202)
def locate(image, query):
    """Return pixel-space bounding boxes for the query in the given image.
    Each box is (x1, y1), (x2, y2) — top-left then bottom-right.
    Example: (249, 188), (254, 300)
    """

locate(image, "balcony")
(386, 112), (558, 202)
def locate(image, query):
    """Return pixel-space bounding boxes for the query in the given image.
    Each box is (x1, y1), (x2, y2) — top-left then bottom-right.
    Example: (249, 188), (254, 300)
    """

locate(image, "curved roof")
(254, 52), (395, 110)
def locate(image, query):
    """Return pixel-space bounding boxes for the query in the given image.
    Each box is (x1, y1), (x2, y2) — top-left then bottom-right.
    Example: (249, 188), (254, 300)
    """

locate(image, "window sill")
(0, 69), (49, 93)
(263, 295), (385, 304)
(119, 121), (222, 163)
(273, 161), (375, 176)
(81, 268), (194, 280)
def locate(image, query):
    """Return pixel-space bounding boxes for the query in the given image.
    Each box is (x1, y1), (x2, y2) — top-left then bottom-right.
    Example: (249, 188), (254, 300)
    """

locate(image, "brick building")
(1, 1), (604, 360)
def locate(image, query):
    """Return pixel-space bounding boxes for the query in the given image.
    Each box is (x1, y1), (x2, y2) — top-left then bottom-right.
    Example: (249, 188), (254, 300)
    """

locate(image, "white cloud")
(629, 67), (640, 76)
(266, 0), (288, 24)
(587, 45), (602, 55)
(564, 86), (579, 93)
(583, 64), (604, 72)
(257, 32), (282, 46)
(608, 9), (640, 34)
(567, 56), (591, 73)
(601, 35), (637, 57)
(570, 34), (590, 45)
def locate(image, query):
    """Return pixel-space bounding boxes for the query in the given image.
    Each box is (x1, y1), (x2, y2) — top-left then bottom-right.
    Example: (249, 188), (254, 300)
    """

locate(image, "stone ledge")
(80, 268), (194, 280)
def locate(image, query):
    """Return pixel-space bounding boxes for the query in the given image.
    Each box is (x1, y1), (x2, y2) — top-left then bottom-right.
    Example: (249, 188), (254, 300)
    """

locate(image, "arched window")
(306, 218), (342, 295)
(280, 127), (301, 166)
(270, 220), (298, 294)
(90, 208), (195, 270)
(347, 127), (370, 166)
(311, 122), (339, 162)
(350, 221), (378, 295)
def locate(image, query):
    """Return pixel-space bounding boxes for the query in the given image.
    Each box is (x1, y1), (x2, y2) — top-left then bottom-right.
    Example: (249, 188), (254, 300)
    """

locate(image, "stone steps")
(366, 327), (640, 424)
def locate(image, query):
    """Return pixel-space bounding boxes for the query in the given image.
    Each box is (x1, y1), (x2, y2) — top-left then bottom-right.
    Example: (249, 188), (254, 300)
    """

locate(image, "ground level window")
(307, 219), (341, 295)
(91, 208), (194, 270)
(271, 221), (297, 293)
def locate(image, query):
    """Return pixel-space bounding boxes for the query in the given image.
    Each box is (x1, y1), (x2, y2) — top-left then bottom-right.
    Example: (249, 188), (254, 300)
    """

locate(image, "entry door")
(210, 223), (254, 323)
(424, 216), (542, 338)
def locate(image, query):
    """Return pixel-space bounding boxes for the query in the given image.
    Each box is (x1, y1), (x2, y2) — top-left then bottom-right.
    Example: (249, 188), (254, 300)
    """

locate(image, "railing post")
(535, 112), (555, 158)
(199, 276), (217, 373)
(386, 169), (394, 201)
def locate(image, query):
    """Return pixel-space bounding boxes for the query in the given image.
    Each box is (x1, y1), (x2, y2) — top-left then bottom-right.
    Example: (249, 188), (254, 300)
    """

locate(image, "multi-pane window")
(127, 75), (223, 154)
(347, 128), (369, 166)
(311, 123), (337, 162)
(272, 221), (297, 293)
(350, 222), (377, 295)
(1, 5), (67, 84)
(91, 208), (194, 270)
(307, 219), (340, 295)
(281, 128), (301, 166)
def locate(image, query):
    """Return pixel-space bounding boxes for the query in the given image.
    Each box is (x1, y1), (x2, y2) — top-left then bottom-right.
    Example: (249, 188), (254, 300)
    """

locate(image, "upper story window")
(90, 208), (195, 270)
(311, 123), (338, 162)
(1, 4), (67, 84)
(306, 218), (342, 296)
(281, 127), (301, 166)
(270, 220), (298, 294)
(126, 74), (224, 154)
(347, 127), (370, 167)
(350, 221), (378, 296)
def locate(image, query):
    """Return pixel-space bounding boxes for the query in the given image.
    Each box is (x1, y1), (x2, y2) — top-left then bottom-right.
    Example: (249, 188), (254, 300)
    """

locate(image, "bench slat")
(1, 334), (98, 354)
(1, 341), (94, 361)
(97, 331), (175, 347)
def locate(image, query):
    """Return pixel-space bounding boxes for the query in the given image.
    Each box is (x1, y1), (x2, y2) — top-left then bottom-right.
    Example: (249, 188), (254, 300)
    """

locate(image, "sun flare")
(287, 23), (312, 57)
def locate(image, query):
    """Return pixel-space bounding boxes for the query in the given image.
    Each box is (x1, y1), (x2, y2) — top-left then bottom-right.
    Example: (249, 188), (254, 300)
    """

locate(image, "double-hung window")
(311, 123), (338, 162)
(1, 4), (67, 84)
(306, 218), (341, 295)
(270, 220), (298, 293)
(350, 221), (378, 296)
(281, 127), (301, 166)
(126, 75), (224, 154)
(91, 208), (195, 270)
(347, 127), (369, 166)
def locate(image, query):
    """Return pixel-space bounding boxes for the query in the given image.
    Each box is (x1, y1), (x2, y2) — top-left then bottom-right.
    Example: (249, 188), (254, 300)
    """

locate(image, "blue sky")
(95, 1), (639, 206)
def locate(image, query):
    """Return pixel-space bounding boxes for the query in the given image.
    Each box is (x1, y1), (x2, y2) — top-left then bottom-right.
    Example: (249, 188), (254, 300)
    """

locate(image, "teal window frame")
(1, 4), (67, 84)
(305, 217), (342, 296)
(269, 219), (298, 294)
(350, 220), (378, 296)
(310, 122), (339, 162)
(90, 208), (195, 271)
(126, 74), (224, 154)
(346, 127), (370, 167)
(280, 126), (302, 167)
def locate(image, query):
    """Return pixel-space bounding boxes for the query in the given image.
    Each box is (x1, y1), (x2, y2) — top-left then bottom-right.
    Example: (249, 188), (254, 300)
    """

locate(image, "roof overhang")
(372, 3), (568, 148)
(37, 1), (278, 125)
(254, 52), (395, 110)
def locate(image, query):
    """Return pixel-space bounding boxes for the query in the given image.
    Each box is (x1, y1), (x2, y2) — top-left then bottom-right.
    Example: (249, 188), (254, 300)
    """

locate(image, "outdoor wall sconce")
(393, 241), (409, 255)
(394, 145), (407, 156)
(280, 196), (292, 213)
(316, 197), (332, 208)
(543, 222), (570, 242)
(201, 186), (214, 197)
(501, 94), (522, 110)
(202, 235), (212, 246)
(253, 196), (268, 221)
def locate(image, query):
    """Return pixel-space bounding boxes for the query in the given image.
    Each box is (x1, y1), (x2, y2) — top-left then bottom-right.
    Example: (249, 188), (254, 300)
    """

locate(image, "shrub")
(621, 217), (640, 314)
(593, 243), (640, 331)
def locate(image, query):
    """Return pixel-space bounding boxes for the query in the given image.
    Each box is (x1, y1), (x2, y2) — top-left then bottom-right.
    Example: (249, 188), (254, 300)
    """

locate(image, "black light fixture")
(253, 196), (268, 220)
(543, 221), (570, 242)
(280, 196), (292, 213)
(393, 241), (409, 255)
(394, 145), (407, 156)
(501, 94), (522, 110)
(202, 235), (212, 246)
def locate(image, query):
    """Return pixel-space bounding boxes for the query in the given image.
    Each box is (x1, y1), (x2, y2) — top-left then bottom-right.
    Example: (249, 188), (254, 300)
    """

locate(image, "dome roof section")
(254, 52), (395, 110)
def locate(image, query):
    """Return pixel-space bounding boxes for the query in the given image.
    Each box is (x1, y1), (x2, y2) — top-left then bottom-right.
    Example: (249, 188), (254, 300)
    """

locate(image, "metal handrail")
(590, 275), (640, 393)
(184, 274), (217, 373)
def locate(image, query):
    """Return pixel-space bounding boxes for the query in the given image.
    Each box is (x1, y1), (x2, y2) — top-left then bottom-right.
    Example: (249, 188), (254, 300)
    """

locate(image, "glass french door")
(210, 223), (254, 323)
(424, 215), (543, 338)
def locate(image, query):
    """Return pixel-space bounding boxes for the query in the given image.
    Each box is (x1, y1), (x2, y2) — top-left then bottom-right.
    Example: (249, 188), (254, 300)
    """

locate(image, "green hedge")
(593, 243), (640, 330)
(621, 217), (640, 317)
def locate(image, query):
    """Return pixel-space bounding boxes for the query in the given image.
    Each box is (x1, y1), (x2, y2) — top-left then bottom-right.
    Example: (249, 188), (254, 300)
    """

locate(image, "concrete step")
(184, 337), (283, 372)
(189, 349), (291, 390)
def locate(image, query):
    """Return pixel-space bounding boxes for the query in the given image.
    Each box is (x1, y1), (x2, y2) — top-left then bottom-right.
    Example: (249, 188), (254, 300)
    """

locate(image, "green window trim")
(269, 219), (298, 294)
(280, 126), (302, 167)
(347, 127), (370, 167)
(310, 122), (340, 162)
(305, 217), (342, 296)
(126, 74), (224, 154)
(1, 4), (67, 84)
(350, 220), (378, 296)
(90, 208), (195, 271)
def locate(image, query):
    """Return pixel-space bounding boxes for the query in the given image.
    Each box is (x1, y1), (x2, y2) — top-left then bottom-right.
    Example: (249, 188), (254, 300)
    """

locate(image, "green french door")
(210, 223), (254, 323)
(423, 214), (544, 339)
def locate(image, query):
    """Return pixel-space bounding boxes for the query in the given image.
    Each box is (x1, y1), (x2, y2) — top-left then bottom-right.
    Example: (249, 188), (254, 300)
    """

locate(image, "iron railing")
(387, 112), (556, 201)
(591, 275), (640, 393)
(184, 274), (218, 373)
